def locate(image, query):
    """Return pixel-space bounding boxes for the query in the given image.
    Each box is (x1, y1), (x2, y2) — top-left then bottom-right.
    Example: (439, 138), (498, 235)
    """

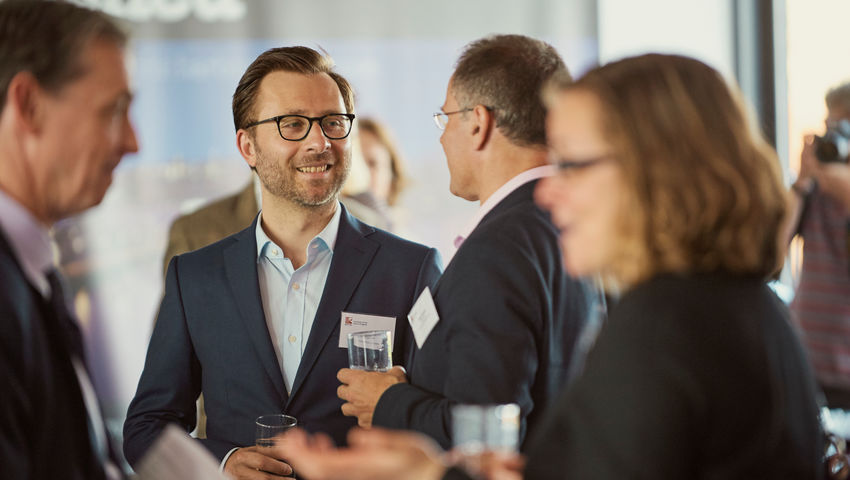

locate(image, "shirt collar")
(0, 189), (54, 297)
(255, 201), (342, 261)
(454, 165), (554, 248)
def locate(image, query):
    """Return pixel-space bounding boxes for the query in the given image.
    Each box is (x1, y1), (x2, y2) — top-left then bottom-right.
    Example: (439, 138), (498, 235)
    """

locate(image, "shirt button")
(292, 283), (300, 291)
(288, 335), (297, 343)
(272, 249), (280, 256)
(311, 244), (318, 249)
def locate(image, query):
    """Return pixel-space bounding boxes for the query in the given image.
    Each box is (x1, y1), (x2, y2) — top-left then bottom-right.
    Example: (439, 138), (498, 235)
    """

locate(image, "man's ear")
(471, 104), (494, 151)
(5, 71), (46, 134)
(236, 129), (258, 168)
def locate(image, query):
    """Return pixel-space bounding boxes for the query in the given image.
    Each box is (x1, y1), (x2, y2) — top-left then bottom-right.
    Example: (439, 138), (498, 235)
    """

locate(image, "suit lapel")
(288, 208), (378, 400)
(223, 216), (287, 401)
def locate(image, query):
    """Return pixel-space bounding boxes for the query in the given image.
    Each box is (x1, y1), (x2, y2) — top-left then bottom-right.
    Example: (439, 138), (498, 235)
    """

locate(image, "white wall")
(597, 0), (735, 78)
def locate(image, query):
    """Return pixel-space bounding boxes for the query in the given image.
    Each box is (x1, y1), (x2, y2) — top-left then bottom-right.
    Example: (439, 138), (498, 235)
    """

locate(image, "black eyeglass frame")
(243, 113), (356, 141)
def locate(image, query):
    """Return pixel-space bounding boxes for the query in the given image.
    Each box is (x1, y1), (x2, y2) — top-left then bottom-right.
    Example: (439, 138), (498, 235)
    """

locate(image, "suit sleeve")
(123, 256), (208, 466)
(417, 247), (443, 293)
(374, 228), (550, 449)
(0, 287), (30, 479)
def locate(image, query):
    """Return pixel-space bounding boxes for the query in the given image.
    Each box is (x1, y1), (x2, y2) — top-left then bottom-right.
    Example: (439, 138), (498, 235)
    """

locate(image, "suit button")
(288, 335), (297, 343)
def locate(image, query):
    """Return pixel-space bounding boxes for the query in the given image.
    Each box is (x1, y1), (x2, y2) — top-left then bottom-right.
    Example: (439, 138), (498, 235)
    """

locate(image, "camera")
(814, 119), (850, 163)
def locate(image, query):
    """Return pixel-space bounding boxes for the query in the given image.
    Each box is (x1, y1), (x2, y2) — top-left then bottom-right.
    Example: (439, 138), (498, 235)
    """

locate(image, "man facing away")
(0, 1), (138, 478)
(123, 46), (442, 479)
(337, 34), (594, 450)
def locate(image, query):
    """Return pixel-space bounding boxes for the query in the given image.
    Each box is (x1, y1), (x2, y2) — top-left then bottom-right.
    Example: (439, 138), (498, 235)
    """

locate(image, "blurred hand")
(446, 450), (525, 480)
(223, 445), (293, 479)
(799, 134), (819, 182)
(273, 427), (447, 480)
(799, 133), (850, 213)
(337, 366), (407, 427)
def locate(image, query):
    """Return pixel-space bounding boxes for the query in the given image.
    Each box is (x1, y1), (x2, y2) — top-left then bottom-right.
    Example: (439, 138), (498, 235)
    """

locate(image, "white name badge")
(407, 287), (440, 349)
(339, 312), (397, 348)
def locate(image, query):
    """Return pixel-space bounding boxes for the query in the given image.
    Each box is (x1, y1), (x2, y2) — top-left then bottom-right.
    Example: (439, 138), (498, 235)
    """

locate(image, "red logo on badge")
(344, 317), (353, 326)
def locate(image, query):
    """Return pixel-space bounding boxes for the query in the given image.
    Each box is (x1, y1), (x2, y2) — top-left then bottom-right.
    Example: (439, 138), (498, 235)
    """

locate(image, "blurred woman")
(529, 52), (822, 479)
(359, 117), (409, 207)
(272, 53), (824, 480)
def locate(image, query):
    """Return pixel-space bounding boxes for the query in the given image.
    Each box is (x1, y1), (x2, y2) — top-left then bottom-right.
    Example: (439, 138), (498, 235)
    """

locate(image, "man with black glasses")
(123, 46), (441, 479)
(337, 34), (594, 452)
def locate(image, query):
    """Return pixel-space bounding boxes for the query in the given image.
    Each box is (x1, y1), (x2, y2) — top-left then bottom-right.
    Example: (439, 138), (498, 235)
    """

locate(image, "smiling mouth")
(297, 164), (331, 173)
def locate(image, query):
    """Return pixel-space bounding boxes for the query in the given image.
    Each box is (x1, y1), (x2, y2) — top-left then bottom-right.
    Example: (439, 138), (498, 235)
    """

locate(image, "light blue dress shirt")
(255, 204), (341, 394)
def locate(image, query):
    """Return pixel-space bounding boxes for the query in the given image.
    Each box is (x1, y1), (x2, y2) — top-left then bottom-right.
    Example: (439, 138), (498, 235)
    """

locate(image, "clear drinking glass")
(347, 330), (392, 372)
(255, 414), (297, 448)
(451, 404), (520, 477)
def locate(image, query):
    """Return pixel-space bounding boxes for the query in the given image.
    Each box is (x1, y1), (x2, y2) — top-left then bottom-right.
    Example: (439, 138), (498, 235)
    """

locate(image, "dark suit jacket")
(123, 206), (442, 465)
(0, 229), (109, 479)
(524, 273), (822, 479)
(372, 180), (593, 451)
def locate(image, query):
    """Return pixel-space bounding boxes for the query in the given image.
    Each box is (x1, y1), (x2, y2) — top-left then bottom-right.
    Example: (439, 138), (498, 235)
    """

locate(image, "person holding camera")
(788, 82), (850, 412)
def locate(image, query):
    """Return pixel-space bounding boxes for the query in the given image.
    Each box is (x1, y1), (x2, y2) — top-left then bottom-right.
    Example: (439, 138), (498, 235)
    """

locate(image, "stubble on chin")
(256, 149), (351, 208)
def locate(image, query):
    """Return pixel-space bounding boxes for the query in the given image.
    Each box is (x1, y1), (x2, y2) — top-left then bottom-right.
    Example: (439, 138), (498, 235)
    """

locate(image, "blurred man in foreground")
(0, 1), (138, 478)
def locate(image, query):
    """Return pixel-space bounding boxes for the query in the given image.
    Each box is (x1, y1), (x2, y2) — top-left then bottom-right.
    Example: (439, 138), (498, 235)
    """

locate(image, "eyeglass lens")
(434, 113), (448, 130)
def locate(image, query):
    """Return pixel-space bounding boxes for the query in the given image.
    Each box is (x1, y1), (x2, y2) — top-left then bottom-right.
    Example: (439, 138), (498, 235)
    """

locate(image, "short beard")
(255, 145), (351, 209)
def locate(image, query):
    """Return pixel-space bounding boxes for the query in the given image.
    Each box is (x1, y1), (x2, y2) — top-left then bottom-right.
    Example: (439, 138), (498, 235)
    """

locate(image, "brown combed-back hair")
(452, 34), (569, 148)
(232, 46), (354, 132)
(548, 54), (787, 285)
(0, 0), (127, 113)
(358, 117), (409, 206)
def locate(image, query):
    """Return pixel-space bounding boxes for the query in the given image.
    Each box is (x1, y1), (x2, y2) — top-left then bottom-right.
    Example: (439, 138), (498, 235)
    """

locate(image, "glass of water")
(451, 404), (520, 477)
(255, 414), (297, 448)
(347, 330), (392, 372)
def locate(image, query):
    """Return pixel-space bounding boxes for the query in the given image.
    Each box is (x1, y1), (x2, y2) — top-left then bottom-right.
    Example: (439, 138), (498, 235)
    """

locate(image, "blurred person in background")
(124, 45), (441, 479)
(358, 117), (410, 231)
(336, 34), (593, 452)
(786, 82), (850, 413)
(0, 1), (137, 478)
(271, 53), (824, 480)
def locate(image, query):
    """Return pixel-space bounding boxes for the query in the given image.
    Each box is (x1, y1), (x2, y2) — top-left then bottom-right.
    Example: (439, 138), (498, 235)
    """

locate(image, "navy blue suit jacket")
(372, 181), (594, 451)
(123, 207), (442, 465)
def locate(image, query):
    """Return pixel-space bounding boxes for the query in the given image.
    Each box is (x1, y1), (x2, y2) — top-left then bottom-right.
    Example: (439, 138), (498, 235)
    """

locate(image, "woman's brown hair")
(550, 54), (786, 285)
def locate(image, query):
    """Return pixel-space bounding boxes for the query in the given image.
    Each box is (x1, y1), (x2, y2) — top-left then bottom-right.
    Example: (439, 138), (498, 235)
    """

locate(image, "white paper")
(135, 424), (229, 480)
(338, 311), (397, 348)
(407, 287), (440, 348)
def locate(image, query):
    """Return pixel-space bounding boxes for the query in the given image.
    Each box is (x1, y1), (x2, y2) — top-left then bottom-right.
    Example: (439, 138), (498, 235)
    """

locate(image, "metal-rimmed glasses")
(243, 113), (356, 141)
(433, 106), (494, 130)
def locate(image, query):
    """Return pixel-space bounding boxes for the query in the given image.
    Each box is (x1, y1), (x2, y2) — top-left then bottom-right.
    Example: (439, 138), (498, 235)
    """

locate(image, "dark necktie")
(44, 269), (121, 478)
(45, 269), (85, 360)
